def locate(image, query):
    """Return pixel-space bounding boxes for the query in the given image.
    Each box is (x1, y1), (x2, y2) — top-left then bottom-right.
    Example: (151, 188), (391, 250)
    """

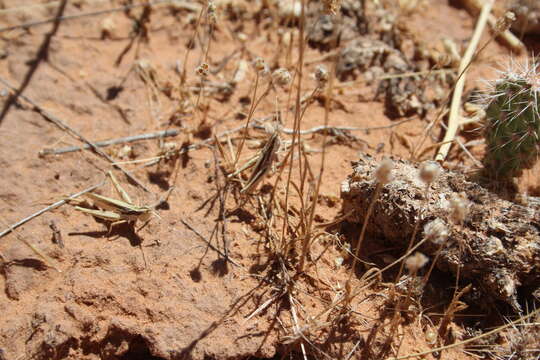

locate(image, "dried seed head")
(405, 252), (429, 273)
(195, 63), (210, 77)
(101, 17), (116, 39)
(162, 141), (179, 160)
(162, 141), (178, 152)
(117, 145), (133, 160)
(374, 158), (393, 184)
(419, 160), (441, 185)
(495, 11), (516, 33)
(237, 33), (248, 43)
(425, 328), (437, 345)
(272, 68), (292, 87)
(278, 0), (302, 20)
(314, 65), (329, 87)
(423, 218), (449, 244)
(322, 0), (341, 15)
(448, 193), (469, 225)
(263, 120), (281, 134)
(253, 57), (268, 74)
(207, 0), (217, 24)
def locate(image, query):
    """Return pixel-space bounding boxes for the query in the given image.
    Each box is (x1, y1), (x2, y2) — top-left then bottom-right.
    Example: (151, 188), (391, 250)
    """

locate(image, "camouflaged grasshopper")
(239, 126), (281, 194)
(74, 171), (161, 231)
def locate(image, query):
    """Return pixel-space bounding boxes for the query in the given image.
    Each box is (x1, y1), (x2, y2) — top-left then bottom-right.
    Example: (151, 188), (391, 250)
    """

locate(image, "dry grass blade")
(180, 219), (241, 267)
(391, 307), (540, 360)
(0, 181), (105, 239)
(244, 292), (283, 322)
(435, 1), (491, 162)
(114, 124), (247, 166)
(461, 0), (525, 53)
(0, 216), (61, 272)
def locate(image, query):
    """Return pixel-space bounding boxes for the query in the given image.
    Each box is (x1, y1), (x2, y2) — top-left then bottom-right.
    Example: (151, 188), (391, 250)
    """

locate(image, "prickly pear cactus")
(482, 61), (540, 180)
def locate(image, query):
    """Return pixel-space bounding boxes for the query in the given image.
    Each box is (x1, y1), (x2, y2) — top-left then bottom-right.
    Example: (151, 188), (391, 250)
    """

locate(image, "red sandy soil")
(0, 1), (538, 359)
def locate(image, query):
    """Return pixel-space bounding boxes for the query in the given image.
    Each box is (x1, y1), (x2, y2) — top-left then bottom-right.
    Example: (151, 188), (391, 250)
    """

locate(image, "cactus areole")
(483, 63), (540, 180)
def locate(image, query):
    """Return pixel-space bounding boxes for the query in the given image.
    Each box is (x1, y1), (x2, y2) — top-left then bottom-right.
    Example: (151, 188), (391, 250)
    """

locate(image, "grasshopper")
(74, 172), (172, 268)
(239, 127), (281, 194)
(74, 171), (160, 231)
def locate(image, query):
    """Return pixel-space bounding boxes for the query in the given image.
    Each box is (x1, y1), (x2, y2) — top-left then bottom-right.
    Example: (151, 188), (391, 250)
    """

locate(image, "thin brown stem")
(298, 77), (334, 272)
(281, 0), (306, 254)
(180, 6), (205, 86)
(346, 183), (383, 293)
(234, 72), (261, 166)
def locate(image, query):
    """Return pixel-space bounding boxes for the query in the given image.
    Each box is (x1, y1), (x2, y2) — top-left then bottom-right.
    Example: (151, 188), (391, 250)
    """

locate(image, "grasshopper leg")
(107, 220), (128, 236)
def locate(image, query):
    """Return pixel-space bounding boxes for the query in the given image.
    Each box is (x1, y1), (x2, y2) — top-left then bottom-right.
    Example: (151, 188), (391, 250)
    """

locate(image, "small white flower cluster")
(253, 57), (269, 75)
(448, 194), (469, 225)
(419, 161), (440, 185)
(272, 68), (292, 87)
(405, 252), (429, 273)
(207, 0), (217, 24)
(195, 63), (210, 77)
(314, 65), (329, 87)
(424, 218), (449, 245)
(374, 158), (393, 185)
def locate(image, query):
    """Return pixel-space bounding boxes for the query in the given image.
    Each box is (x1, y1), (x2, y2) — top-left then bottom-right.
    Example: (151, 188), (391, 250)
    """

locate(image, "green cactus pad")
(483, 67), (540, 180)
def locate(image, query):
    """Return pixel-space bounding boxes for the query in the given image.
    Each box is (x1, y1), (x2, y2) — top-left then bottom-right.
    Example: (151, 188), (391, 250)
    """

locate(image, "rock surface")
(341, 155), (540, 310)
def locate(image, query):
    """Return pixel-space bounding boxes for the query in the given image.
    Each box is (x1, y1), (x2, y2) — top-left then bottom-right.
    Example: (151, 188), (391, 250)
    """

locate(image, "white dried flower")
(278, 0), (302, 20)
(207, 0), (217, 24)
(374, 158), (393, 184)
(196, 63), (209, 77)
(495, 11), (515, 33)
(419, 160), (441, 185)
(448, 193), (469, 225)
(272, 68), (291, 87)
(101, 17), (116, 39)
(162, 141), (178, 152)
(405, 252), (429, 273)
(314, 65), (329, 87)
(322, 0), (341, 15)
(425, 328), (437, 344)
(117, 145), (133, 160)
(423, 218), (449, 244)
(253, 57), (268, 74)
(237, 33), (248, 42)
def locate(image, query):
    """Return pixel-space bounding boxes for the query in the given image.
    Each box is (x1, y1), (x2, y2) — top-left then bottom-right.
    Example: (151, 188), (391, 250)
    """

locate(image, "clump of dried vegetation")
(1, 0), (539, 359)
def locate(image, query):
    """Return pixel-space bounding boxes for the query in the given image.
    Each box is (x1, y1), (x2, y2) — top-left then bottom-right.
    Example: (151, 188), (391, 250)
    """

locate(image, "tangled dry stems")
(1, 1), (539, 359)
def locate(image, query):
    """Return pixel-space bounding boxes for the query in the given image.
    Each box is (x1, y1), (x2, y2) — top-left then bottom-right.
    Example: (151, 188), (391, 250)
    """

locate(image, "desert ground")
(0, 0), (539, 359)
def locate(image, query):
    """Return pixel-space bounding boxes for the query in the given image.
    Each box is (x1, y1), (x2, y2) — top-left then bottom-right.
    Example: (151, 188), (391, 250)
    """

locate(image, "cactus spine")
(482, 60), (540, 180)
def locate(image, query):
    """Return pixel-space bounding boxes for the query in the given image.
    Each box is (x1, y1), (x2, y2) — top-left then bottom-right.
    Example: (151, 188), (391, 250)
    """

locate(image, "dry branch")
(0, 0), (200, 33)
(39, 129), (180, 156)
(0, 181), (105, 239)
(0, 76), (150, 192)
(461, 0), (525, 53)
